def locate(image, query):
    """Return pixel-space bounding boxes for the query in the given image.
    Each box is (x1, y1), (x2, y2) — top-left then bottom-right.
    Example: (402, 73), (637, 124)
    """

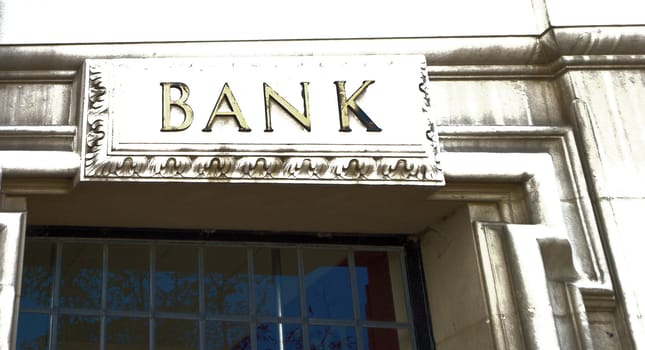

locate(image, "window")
(17, 228), (433, 350)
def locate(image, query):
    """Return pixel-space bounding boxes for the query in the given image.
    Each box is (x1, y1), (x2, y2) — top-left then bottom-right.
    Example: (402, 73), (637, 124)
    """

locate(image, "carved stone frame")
(80, 60), (444, 185)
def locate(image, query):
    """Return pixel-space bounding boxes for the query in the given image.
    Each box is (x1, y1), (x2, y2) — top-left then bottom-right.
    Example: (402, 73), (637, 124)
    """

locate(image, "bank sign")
(80, 56), (443, 185)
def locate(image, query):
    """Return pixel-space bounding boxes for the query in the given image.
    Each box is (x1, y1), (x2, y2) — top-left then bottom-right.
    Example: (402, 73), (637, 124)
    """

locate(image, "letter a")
(334, 80), (381, 132)
(203, 83), (251, 132)
(161, 82), (194, 131)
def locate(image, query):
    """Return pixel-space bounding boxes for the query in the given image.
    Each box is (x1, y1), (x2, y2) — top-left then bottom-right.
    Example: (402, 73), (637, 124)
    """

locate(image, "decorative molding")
(84, 153), (442, 182)
(0, 70), (76, 82)
(2, 25), (645, 77)
(419, 63), (442, 167)
(438, 126), (610, 289)
(473, 222), (588, 350)
(81, 60), (444, 184)
(0, 126), (76, 152)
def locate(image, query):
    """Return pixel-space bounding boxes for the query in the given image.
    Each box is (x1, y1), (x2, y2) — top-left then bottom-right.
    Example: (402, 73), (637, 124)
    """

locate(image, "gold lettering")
(161, 82), (194, 132)
(334, 80), (381, 132)
(203, 83), (251, 132)
(264, 82), (311, 132)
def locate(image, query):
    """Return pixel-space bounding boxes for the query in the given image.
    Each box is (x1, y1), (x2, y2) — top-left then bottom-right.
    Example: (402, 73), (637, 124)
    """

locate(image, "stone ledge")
(0, 25), (643, 77)
(0, 126), (76, 152)
(0, 151), (79, 178)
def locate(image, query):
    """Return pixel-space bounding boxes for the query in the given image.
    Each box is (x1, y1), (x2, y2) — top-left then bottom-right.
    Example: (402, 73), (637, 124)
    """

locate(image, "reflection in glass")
(362, 327), (411, 350)
(204, 247), (248, 315)
(254, 247), (300, 318)
(56, 315), (100, 350)
(355, 251), (408, 322)
(309, 325), (356, 350)
(256, 323), (303, 350)
(20, 241), (56, 309)
(107, 245), (149, 311)
(156, 318), (199, 350)
(106, 317), (148, 349)
(205, 321), (250, 350)
(156, 245), (198, 313)
(17, 313), (50, 350)
(59, 243), (102, 309)
(304, 249), (353, 320)
(17, 239), (418, 350)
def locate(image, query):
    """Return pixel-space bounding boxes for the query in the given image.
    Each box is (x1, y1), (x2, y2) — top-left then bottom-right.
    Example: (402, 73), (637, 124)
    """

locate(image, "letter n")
(264, 82), (311, 132)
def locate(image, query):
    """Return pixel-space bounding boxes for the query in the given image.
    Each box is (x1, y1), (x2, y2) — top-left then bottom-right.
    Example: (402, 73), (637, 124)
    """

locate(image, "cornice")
(0, 25), (644, 77)
(0, 126), (76, 152)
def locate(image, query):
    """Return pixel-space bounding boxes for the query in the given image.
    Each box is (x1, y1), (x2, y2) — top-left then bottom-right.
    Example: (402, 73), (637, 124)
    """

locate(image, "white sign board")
(80, 56), (443, 185)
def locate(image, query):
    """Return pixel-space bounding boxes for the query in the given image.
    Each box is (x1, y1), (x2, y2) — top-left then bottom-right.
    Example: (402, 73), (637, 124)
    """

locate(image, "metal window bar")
(248, 247), (258, 350)
(149, 244), (156, 350)
(297, 246), (311, 350)
(50, 241), (63, 350)
(272, 248), (285, 350)
(198, 246), (206, 350)
(348, 249), (365, 350)
(100, 243), (108, 350)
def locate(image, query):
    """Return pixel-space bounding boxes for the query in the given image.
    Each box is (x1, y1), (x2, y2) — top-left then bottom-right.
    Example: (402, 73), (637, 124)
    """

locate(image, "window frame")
(19, 226), (436, 350)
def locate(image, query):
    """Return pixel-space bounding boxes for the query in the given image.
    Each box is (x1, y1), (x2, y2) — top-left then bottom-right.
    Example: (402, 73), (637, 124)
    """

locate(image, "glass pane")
(204, 246), (248, 315)
(107, 245), (150, 311)
(59, 243), (103, 309)
(106, 317), (149, 349)
(156, 318), (199, 350)
(355, 251), (408, 322)
(254, 247), (300, 317)
(155, 245), (199, 313)
(309, 325), (356, 350)
(257, 323), (303, 350)
(303, 249), (353, 320)
(17, 312), (50, 350)
(362, 328), (411, 350)
(56, 315), (100, 350)
(205, 321), (250, 350)
(20, 241), (56, 309)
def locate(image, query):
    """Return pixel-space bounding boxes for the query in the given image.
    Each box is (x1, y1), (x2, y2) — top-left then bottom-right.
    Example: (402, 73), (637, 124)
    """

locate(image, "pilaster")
(0, 170), (26, 350)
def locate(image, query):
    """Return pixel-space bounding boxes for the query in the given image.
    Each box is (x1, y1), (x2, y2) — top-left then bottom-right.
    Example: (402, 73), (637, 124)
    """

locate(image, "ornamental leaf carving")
(150, 157), (192, 177)
(86, 156), (148, 177)
(379, 159), (415, 179)
(330, 158), (376, 179)
(418, 62), (442, 170)
(115, 157), (149, 177)
(284, 157), (330, 178)
(84, 64), (109, 172)
(237, 157), (283, 178)
(192, 157), (235, 178)
(88, 66), (108, 114)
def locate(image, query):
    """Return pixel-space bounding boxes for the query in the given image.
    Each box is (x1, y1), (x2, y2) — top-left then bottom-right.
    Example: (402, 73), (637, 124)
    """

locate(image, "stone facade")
(1, 1), (644, 349)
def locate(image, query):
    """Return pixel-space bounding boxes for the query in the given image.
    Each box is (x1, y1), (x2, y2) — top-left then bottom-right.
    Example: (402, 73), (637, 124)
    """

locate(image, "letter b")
(161, 82), (194, 131)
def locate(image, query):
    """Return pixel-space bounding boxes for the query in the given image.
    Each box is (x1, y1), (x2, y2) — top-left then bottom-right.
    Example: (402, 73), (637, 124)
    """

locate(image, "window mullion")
(149, 245), (156, 350)
(348, 249), (364, 350)
(297, 247), (310, 350)
(268, 248), (286, 350)
(49, 241), (63, 350)
(248, 247), (257, 350)
(198, 246), (205, 350)
(100, 243), (108, 350)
